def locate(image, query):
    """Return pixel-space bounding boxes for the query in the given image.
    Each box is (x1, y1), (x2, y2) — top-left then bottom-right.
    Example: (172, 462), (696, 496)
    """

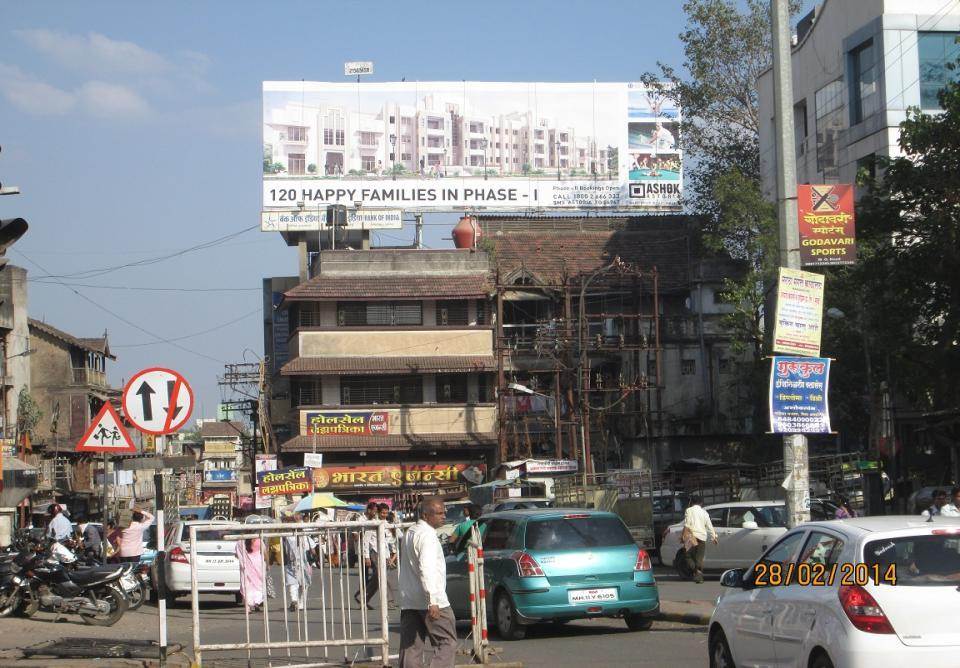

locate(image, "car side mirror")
(741, 521), (759, 530)
(720, 568), (746, 588)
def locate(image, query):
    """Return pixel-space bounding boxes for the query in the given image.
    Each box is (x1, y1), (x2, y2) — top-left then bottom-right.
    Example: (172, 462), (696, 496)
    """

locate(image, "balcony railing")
(72, 367), (107, 387)
(298, 386), (323, 406)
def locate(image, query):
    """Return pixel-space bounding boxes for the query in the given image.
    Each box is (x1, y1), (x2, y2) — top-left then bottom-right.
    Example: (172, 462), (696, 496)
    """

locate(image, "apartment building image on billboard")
(265, 95), (608, 179)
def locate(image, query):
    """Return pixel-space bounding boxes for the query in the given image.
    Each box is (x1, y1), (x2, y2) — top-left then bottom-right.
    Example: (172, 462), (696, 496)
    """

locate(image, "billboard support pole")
(771, 0), (809, 529)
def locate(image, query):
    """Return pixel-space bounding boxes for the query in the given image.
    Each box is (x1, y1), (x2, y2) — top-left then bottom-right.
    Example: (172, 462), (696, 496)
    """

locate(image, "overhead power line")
(112, 308), (261, 348)
(12, 249), (229, 364)
(29, 281), (262, 293)
(29, 223), (259, 280)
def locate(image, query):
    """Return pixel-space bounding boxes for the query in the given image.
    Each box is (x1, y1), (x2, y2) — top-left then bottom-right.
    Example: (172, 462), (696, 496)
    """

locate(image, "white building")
(758, 0), (960, 195)
(264, 98), (609, 178)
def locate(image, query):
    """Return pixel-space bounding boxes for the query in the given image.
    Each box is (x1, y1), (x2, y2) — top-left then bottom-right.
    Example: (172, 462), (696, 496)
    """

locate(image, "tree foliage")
(643, 0), (799, 430)
(16, 387), (42, 435)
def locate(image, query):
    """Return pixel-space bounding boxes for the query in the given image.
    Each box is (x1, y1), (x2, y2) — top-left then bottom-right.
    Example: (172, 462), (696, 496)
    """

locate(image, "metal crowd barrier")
(189, 520), (393, 667)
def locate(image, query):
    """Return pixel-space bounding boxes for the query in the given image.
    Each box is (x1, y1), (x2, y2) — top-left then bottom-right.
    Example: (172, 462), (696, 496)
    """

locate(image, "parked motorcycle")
(0, 552), (23, 617)
(13, 547), (129, 625)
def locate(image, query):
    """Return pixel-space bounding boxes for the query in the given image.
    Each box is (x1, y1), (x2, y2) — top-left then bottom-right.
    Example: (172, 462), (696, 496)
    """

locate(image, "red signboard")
(797, 184), (856, 266)
(313, 463), (485, 490)
(305, 411), (389, 436)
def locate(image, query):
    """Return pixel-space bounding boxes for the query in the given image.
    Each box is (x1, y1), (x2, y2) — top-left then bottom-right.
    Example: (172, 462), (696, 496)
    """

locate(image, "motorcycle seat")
(71, 566), (123, 584)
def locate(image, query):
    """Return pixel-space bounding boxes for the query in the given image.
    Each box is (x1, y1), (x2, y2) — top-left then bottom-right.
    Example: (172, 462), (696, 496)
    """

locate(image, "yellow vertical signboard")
(772, 267), (824, 357)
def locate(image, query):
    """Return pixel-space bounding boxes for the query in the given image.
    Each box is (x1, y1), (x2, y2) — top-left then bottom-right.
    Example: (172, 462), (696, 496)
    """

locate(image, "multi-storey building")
(269, 249), (497, 503)
(480, 215), (753, 472)
(0, 266), (30, 442)
(264, 98), (609, 178)
(199, 420), (250, 505)
(758, 0), (960, 193)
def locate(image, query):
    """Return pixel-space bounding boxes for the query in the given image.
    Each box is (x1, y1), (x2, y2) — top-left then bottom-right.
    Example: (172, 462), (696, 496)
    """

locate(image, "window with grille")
(681, 359), (696, 376)
(478, 374), (493, 402)
(436, 374), (468, 403)
(341, 375), (422, 405)
(437, 300), (468, 326)
(337, 301), (422, 326)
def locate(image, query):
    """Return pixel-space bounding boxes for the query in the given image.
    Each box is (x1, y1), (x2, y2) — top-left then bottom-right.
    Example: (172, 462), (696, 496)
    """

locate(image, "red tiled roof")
(279, 433), (496, 452)
(284, 273), (492, 301)
(281, 355), (496, 376)
(492, 230), (692, 293)
(29, 319), (117, 359)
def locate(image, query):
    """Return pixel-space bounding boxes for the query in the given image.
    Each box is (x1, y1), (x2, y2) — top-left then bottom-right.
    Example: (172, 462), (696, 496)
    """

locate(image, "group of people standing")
(46, 504), (154, 564)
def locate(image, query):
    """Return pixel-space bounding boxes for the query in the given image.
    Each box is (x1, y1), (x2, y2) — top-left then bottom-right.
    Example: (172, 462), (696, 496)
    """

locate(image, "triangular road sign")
(76, 403), (137, 454)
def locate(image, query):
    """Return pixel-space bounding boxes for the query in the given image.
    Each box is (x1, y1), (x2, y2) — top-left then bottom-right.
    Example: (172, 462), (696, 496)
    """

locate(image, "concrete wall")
(317, 249), (489, 276)
(27, 328), (76, 440)
(0, 267), (30, 434)
(299, 404), (496, 436)
(298, 328), (493, 357)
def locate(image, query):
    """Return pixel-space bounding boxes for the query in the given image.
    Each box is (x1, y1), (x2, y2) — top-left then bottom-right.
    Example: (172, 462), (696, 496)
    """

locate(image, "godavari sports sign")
(262, 81), (681, 215)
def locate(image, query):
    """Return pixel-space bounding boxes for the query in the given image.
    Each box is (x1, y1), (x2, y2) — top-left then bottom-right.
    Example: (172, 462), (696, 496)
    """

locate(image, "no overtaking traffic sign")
(122, 367), (194, 435)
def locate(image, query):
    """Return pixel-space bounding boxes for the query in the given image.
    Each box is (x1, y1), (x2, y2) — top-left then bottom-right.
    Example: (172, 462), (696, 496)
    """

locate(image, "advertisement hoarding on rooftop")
(262, 81), (681, 215)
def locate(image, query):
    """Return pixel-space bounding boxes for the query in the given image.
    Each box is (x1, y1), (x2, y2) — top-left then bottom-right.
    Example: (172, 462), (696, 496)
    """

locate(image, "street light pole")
(771, 0), (809, 528)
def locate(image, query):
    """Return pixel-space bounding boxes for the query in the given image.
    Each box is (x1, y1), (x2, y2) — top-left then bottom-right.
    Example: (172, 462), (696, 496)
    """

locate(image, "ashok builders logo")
(629, 182), (680, 199)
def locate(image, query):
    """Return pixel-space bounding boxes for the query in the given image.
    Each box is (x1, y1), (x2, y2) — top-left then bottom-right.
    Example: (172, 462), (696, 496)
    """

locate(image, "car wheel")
(709, 628), (735, 668)
(624, 612), (653, 631)
(809, 651), (834, 668)
(494, 591), (526, 640)
(674, 549), (693, 579)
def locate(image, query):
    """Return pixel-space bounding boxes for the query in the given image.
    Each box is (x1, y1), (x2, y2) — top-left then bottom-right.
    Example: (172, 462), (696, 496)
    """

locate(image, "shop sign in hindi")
(798, 184), (856, 266)
(256, 466), (312, 496)
(306, 411), (389, 436)
(313, 463), (484, 490)
(773, 267), (824, 357)
(254, 454), (277, 508)
(523, 459), (579, 474)
(769, 357), (832, 434)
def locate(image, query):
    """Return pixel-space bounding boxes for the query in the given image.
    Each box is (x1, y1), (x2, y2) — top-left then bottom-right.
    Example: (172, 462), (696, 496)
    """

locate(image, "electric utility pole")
(771, 0), (810, 528)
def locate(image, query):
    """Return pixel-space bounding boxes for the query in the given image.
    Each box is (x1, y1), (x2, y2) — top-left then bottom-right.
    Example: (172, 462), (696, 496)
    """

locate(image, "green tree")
(642, 0), (799, 430)
(850, 77), (960, 421)
(16, 387), (42, 436)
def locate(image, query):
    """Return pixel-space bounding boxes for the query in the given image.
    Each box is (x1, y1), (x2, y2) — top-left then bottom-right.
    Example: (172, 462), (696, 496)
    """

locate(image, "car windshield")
(445, 505), (471, 525)
(864, 533), (960, 586)
(525, 516), (634, 550)
(754, 506), (787, 527)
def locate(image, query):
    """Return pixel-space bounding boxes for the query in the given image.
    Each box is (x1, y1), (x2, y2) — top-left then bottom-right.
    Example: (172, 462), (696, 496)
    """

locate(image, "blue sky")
(0, 1), (800, 419)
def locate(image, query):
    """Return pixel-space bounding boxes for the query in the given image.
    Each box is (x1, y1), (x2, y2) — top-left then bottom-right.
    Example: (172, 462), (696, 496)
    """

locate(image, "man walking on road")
(399, 496), (456, 668)
(354, 502), (380, 609)
(683, 495), (717, 584)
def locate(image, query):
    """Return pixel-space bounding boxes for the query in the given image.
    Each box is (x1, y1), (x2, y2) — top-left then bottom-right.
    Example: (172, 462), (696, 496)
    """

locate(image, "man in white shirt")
(46, 505), (72, 541)
(683, 495), (718, 584)
(399, 497), (456, 668)
(354, 502), (380, 609)
(940, 486), (960, 517)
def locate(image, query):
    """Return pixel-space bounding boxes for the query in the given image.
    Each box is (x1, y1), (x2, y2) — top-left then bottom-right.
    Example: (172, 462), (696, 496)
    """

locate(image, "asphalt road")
(0, 565), (716, 667)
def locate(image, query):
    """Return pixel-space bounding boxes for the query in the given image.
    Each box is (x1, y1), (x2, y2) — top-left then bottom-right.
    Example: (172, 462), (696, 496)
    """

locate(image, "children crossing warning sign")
(76, 403), (137, 453)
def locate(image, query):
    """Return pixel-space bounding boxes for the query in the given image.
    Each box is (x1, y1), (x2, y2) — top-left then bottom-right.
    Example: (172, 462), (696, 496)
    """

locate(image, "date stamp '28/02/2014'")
(753, 562), (898, 587)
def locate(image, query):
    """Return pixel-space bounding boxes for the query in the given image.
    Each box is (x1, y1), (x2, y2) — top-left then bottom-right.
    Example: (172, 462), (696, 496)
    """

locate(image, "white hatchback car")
(709, 516), (960, 668)
(662, 501), (789, 574)
(158, 520), (243, 605)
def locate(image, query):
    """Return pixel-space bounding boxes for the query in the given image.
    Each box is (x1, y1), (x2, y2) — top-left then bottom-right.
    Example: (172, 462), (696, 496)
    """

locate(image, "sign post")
(120, 366), (193, 667)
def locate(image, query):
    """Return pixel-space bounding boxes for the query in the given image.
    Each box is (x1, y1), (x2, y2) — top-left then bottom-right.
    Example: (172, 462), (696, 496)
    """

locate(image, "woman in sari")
(235, 537), (265, 612)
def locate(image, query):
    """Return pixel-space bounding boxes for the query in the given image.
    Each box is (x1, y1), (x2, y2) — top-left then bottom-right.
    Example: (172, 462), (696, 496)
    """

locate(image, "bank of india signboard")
(262, 81), (681, 213)
(312, 463), (485, 490)
(305, 411), (389, 436)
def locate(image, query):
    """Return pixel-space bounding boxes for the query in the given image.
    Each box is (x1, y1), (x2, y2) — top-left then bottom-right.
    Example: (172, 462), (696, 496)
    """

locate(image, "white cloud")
(78, 81), (152, 119)
(14, 29), (170, 75)
(0, 63), (75, 115)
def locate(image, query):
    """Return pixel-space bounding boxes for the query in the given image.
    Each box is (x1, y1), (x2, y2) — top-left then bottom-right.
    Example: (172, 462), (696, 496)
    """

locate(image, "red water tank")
(452, 215), (480, 249)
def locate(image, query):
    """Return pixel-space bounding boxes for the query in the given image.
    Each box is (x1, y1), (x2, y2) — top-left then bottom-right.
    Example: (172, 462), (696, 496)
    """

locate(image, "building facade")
(758, 0), (960, 195)
(481, 215), (753, 472)
(270, 249), (496, 503)
(199, 420), (251, 504)
(0, 266), (30, 442)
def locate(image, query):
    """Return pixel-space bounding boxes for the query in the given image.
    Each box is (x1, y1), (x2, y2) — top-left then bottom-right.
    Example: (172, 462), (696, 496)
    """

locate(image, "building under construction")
(482, 214), (754, 473)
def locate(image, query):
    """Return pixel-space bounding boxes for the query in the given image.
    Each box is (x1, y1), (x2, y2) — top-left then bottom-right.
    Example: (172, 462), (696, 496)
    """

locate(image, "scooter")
(14, 546), (129, 626)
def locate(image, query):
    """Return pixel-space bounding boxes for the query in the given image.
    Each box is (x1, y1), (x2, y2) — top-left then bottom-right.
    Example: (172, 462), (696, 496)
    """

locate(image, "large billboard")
(262, 81), (680, 216)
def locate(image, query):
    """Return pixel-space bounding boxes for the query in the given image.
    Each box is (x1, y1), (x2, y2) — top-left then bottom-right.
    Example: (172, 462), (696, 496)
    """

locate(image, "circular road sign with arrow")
(122, 367), (194, 435)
